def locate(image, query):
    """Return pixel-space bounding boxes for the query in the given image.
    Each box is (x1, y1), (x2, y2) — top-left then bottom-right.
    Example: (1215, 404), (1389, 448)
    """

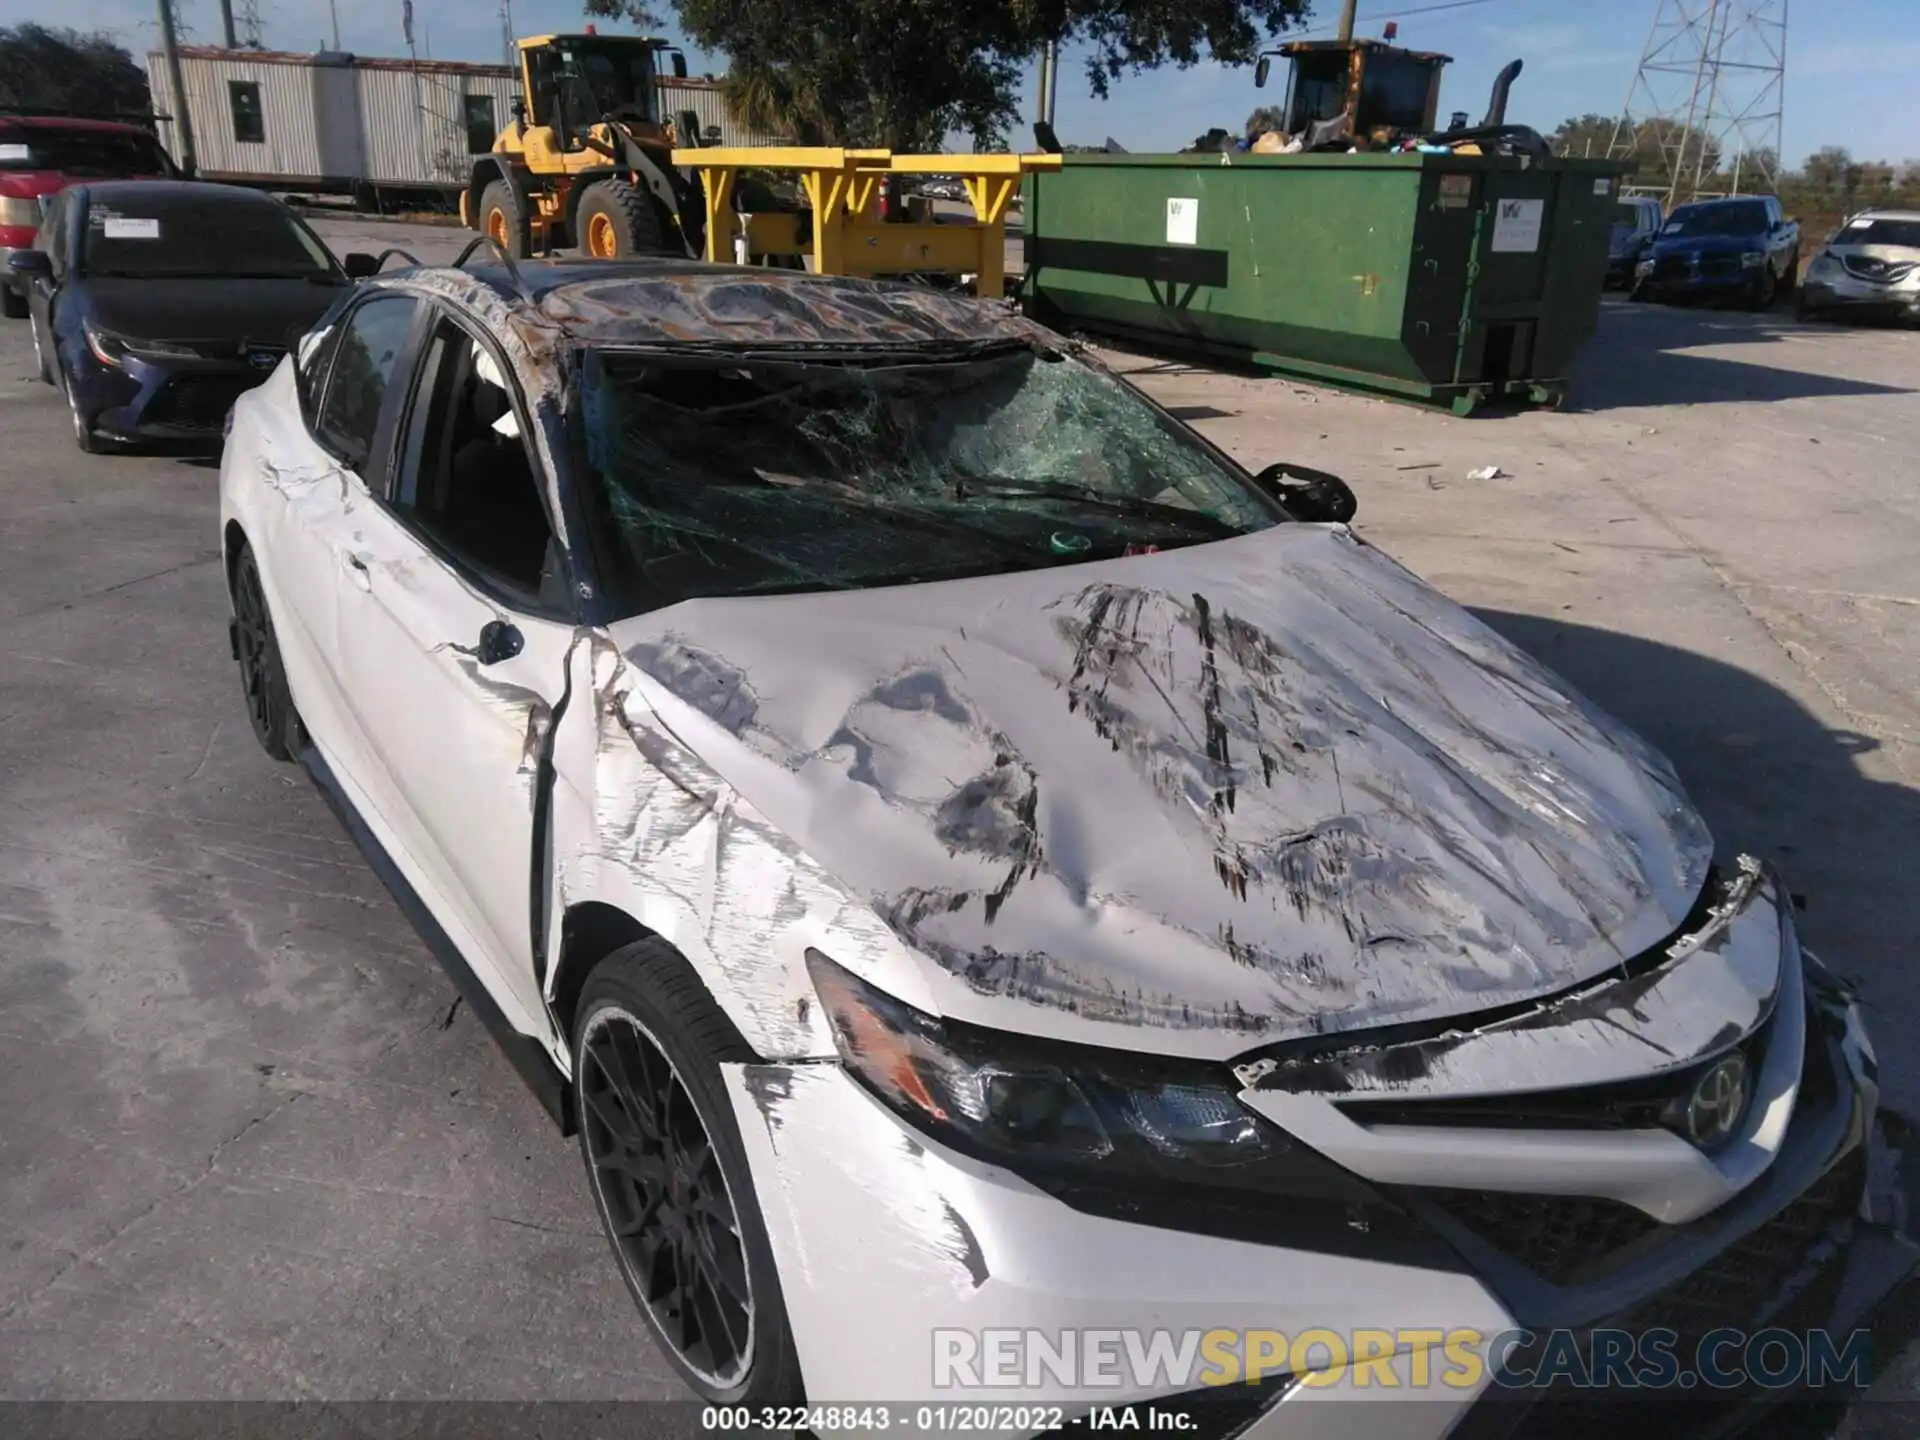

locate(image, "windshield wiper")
(948, 476), (1241, 536)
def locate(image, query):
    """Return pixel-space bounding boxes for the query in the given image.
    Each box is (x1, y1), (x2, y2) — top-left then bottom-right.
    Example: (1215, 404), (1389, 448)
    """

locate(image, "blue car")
(7, 180), (377, 452)
(1631, 195), (1801, 310)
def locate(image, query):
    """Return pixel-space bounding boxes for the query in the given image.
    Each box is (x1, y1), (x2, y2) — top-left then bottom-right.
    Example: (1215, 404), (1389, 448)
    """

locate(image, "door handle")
(343, 550), (372, 590)
(476, 619), (523, 666)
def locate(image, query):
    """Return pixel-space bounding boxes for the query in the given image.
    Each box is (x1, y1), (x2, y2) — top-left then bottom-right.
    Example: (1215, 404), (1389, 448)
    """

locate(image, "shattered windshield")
(577, 345), (1283, 612)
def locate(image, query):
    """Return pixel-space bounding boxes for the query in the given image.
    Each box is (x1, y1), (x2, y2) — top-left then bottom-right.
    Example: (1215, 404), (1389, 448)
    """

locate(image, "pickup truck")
(1631, 194), (1800, 310)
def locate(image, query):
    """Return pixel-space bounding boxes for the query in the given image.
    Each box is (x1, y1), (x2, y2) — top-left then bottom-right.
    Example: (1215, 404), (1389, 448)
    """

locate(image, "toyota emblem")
(1683, 1053), (1750, 1149)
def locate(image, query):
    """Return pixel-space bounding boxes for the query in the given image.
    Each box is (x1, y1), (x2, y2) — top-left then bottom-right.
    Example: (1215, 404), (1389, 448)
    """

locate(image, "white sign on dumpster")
(1490, 198), (1544, 253)
(1166, 197), (1199, 246)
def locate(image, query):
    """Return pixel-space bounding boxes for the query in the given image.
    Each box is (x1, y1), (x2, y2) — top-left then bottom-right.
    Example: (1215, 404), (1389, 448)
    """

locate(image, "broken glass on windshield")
(576, 346), (1284, 614)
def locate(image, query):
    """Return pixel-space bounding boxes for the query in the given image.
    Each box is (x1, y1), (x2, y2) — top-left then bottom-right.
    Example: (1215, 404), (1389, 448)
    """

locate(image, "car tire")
(1748, 266), (1778, 311)
(477, 180), (528, 260)
(1, 283), (25, 319)
(575, 178), (669, 260)
(572, 939), (804, 1407)
(230, 543), (302, 763)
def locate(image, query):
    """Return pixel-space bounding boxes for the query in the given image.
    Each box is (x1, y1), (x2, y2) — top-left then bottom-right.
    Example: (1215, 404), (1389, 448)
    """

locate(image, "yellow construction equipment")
(458, 30), (709, 260)
(457, 32), (1060, 291)
(675, 147), (1061, 297)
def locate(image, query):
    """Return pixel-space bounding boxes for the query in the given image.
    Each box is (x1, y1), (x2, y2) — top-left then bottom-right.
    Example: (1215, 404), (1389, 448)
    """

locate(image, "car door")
(257, 290), (422, 793)
(329, 303), (577, 1040)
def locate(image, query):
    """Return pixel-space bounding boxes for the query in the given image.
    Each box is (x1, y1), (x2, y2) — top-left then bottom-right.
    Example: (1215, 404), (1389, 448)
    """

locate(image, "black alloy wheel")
(578, 1003), (755, 1390)
(231, 546), (298, 761)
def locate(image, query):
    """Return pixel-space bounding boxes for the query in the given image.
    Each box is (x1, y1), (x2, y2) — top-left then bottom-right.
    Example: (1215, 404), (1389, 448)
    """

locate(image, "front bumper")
(723, 951), (1919, 1437)
(1802, 274), (1920, 320)
(71, 348), (274, 439)
(1635, 266), (1763, 301)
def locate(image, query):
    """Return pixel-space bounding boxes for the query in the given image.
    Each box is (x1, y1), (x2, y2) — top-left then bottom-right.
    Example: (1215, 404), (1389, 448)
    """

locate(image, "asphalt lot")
(2, 216), (1917, 1423)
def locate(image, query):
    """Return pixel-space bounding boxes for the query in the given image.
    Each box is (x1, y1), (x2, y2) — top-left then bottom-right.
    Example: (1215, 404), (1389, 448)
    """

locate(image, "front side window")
(463, 94), (497, 154)
(1358, 53), (1432, 135)
(390, 317), (556, 601)
(576, 345), (1284, 616)
(230, 82), (265, 145)
(315, 295), (417, 472)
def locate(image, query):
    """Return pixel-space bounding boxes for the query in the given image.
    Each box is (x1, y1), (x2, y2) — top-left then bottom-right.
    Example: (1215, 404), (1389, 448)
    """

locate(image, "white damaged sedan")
(219, 254), (1917, 1436)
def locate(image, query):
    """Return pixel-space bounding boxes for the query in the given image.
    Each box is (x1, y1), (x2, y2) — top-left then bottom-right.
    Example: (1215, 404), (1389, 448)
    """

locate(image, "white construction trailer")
(146, 46), (765, 202)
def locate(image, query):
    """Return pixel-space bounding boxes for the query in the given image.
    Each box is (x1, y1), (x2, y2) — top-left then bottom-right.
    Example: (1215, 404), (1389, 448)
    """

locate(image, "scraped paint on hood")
(606, 524), (1714, 1051)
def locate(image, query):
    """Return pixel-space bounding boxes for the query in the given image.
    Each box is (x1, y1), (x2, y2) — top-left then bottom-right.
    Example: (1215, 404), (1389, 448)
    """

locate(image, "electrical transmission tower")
(234, 0), (263, 47)
(1609, 0), (1789, 207)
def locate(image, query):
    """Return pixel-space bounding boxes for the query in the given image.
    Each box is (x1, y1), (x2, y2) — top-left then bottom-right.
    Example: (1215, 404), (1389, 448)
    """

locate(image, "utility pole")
(1337, 0), (1358, 42)
(328, 0), (342, 50)
(157, 0), (197, 175)
(1036, 41), (1059, 130)
(218, 0), (237, 48)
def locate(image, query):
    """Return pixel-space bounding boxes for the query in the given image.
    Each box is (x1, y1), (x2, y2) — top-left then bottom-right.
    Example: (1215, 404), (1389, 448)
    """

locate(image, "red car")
(1, 116), (176, 317)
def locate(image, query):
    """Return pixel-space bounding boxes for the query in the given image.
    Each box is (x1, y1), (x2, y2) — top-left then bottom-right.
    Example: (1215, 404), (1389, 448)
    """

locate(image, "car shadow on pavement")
(1477, 609), (1920, 1110)
(1564, 303), (1915, 412)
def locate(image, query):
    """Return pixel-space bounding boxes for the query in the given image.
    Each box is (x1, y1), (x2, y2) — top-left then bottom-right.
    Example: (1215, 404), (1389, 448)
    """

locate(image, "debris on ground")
(1466, 465), (1510, 481)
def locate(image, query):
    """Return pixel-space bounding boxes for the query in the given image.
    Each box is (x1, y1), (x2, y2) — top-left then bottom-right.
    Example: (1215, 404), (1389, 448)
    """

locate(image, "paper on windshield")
(103, 217), (161, 239)
(0, 143), (30, 163)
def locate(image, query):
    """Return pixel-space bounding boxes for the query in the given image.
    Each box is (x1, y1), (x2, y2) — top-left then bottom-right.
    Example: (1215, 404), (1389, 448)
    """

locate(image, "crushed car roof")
(382, 259), (1045, 351)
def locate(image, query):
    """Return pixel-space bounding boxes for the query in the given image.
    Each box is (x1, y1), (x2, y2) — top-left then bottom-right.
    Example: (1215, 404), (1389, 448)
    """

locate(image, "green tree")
(1548, 113), (1722, 195)
(1245, 104), (1286, 138)
(0, 24), (150, 118)
(588, 0), (1312, 151)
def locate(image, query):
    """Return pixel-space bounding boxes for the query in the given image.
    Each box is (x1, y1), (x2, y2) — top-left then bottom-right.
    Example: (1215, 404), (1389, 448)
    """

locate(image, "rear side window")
(315, 295), (417, 472)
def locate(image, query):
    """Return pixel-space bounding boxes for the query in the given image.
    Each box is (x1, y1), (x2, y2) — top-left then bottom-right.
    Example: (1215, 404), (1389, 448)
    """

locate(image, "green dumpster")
(1021, 151), (1627, 414)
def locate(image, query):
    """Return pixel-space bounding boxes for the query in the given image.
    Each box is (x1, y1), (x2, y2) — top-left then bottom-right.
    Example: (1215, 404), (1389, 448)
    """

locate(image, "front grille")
(1477, 1157), (1862, 1439)
(1700, 252), (1744, 277)
(1841, 256), (1915, 284)
(1653, 254), (1692, 280)
(145, 373), (251, 430)
(1424, 1189), (1662, 1286)
(1610, 1150), (1861, 1340)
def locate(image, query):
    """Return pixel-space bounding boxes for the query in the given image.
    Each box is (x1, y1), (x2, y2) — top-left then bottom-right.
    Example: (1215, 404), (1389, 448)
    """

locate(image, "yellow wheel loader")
(460, 31), (710, 260)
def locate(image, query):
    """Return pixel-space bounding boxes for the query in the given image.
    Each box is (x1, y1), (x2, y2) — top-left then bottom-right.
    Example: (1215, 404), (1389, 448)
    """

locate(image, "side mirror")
(340, 252), (380, 279)
(1253, 462), (1357, 524)
(669, 49), (688, 80)
(7, 249), (53, 280)
(1254, 56), (1272, 89)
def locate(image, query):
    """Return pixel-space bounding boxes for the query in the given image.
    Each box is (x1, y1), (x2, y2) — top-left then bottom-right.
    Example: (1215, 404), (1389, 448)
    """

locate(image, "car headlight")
(84, 322), (127, 368)
(1741, 250), (1767, 268)
(1807, 252), (1838, 275)
(1636, 257), (1656, 276)
(809, 948), (1276, 1169)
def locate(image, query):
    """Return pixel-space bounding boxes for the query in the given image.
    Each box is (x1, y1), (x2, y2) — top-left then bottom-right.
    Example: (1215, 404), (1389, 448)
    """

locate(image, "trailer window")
(229, 82), (265, 145)
(463, 94), (498, 154)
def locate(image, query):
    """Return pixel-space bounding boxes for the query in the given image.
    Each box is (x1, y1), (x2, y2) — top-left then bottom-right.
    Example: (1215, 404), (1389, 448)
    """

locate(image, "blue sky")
(11, 0), (1913, 166)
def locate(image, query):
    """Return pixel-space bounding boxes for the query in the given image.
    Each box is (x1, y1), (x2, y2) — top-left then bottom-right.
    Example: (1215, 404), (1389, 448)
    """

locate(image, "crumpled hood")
(608, 525), (1713, 1051)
